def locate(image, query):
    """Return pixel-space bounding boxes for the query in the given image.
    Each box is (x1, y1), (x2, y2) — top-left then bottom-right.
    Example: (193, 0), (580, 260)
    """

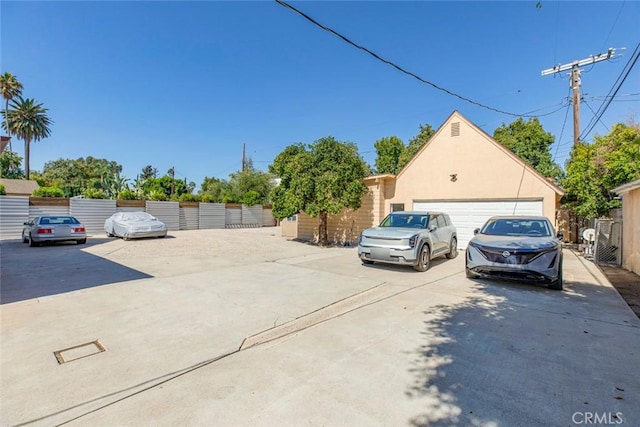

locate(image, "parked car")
(357, 211), (458, 272)
(466, 216), (564, 290)
(22, 215), (87, 247)
(104, 211), (167, 240)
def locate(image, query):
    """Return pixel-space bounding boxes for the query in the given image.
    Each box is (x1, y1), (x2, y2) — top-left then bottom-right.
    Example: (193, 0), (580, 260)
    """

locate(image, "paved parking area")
(1, 228), (639, 426)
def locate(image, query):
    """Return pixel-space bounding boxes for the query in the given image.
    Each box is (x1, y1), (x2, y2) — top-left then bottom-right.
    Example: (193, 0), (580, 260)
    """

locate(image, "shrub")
(241, 190), (262, 206)
(200, 194), (214, 203)
(32, 186), (65, 197)
(0, 183), (5, 195)
(83, 188), (107, 199)
(118, 189), (139, 200)
(178, 193), (201, 202)
(148, 190), (167, 201)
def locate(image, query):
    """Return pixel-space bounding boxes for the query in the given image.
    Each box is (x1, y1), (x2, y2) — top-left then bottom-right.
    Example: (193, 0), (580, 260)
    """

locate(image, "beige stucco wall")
(291, 181), (381, 244)
(387, 114), (560, 224)
(280, 216), (298, 238)
(621, 188), (640, 275)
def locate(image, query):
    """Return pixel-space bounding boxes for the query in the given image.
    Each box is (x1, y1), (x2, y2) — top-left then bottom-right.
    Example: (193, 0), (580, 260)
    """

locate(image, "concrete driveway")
(1, 228), (639, 426)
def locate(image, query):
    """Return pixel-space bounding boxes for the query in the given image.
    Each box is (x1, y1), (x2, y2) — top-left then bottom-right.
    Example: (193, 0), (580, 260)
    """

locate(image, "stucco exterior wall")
(292, 181), (380, 244)
(387, 114), (559, 223)
(280, 216), (299, 238)
(621, 188), (640, 275)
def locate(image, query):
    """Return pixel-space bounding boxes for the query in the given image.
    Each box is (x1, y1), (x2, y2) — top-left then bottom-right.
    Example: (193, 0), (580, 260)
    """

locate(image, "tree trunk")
(4, 100), (10, 151)
(24, 137), (30, 180)
(318, 211), (328, 246)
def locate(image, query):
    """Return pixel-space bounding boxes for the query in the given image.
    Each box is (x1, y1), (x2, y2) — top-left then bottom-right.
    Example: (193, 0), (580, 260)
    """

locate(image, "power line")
(553, 93), (572, 163)
(582, 97), (610, 134)
(580, 42), (640, 141)
(275, 0), (539, 118)
(600, 1), (626, 53)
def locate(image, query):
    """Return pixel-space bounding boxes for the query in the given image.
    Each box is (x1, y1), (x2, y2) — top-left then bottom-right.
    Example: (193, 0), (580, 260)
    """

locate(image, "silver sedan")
(22, 216), (87, 247)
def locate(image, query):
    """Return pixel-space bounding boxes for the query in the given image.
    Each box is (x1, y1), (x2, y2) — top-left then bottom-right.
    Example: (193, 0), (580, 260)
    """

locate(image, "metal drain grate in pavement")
(54, 340), (106, 364)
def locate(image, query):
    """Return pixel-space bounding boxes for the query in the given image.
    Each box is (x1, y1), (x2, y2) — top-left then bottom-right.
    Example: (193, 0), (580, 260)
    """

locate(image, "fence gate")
(594, 219), (622, 266)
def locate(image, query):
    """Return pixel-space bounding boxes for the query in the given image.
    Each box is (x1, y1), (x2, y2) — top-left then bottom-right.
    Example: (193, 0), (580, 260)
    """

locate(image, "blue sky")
(2, 1), (639, 189)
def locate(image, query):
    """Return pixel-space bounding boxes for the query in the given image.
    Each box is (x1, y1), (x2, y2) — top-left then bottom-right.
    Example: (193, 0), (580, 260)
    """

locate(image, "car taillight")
(37, 228), (53, 234)
(74, 227), (86, 232)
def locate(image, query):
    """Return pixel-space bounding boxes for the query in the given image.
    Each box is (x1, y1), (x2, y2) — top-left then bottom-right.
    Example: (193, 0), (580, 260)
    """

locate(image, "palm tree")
(4, 96), (52, 179)
(0, 72), (24, 151)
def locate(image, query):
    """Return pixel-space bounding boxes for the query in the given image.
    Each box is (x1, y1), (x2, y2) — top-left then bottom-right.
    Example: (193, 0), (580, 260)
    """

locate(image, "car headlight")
(409, 234), (419, 248)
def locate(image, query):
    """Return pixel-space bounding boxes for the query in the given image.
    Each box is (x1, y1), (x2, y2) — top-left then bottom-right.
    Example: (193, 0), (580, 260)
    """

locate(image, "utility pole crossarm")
(541, 48), (623, 146)
(541, 48), (620, 76)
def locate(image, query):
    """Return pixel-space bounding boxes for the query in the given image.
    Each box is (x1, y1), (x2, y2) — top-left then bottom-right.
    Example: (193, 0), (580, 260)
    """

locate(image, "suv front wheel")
(413, 244), (431, 272)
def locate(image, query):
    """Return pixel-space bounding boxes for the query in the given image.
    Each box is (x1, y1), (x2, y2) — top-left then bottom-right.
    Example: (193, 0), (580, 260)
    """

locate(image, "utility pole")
(169, 166), (175, 197)
(242, 143), (246, 172)
(541, 48), (620, 145)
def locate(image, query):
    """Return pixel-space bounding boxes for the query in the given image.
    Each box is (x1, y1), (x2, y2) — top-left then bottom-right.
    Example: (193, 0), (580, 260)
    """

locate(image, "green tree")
(199, 176), (229, 202)
(40, 157), (123, 197)
(2, 96), (52, 179)
(397, 124), (435, 171)
(374, 136), (404, 174)
(493, 117), (563, 181)
(141, 175), (188, 200)
(140, 165), (158, 180)
(562, 123), (640, 218)
(269, 136), (369, 246)
(226, 168), (275, 204)
(0, 72), (23, 152)
(0, 150), (25, 178)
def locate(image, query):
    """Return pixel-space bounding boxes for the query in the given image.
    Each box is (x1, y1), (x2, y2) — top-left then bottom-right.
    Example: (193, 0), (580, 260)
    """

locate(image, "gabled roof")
(612, 178), (640, 194)
(0, 178), (40, 195)
(396, 111), (564, 196)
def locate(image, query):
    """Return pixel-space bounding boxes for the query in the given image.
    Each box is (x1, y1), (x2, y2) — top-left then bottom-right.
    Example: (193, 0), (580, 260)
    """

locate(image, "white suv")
(357, 211), (458, 271)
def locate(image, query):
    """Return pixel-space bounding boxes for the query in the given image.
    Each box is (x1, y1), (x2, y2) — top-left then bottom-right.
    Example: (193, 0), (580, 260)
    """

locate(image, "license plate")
(371, 247), (390, 260)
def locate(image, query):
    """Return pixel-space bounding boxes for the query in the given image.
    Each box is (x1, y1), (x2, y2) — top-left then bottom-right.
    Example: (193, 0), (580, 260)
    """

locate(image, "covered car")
(104, 211), (167, 240)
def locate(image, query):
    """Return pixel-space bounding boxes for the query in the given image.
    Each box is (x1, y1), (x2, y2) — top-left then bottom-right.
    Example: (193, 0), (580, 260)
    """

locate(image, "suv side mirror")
(473, 228), (480, 235)
(556, 231), (564, 241)
(428, 224), (437, 232)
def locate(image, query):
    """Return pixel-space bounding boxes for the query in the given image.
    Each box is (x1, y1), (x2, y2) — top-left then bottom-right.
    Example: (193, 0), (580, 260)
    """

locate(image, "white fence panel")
(262, 208), (275, 227)
(146, 201), (180, 231)
(179, 207), (199, 230)
(29, 205), (69, 220)
(0, 196), (29, 240)
(70, 198), (116, 235)
(242, 205), (262, 227)
(225, 207), (242, 228)
(199, 203), (225, 229)
(117, 206), (144, 213)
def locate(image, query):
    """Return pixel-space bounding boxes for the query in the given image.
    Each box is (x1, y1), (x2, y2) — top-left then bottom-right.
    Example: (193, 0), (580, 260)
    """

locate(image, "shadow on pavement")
(406, 277), (640, 426)
(0, 238), (153, 304)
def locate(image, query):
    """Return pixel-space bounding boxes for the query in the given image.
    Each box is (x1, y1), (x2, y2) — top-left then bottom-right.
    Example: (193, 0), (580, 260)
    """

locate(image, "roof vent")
(451, 122), (460, 137)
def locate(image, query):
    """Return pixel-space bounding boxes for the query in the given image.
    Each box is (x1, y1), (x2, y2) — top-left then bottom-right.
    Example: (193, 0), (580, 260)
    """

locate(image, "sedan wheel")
(446, 237), (458, 259)
(413, 244), (431, 272)
(28, 233), (37, 247)
(549, 257), (564, 290)
(22, 231), (28, 243)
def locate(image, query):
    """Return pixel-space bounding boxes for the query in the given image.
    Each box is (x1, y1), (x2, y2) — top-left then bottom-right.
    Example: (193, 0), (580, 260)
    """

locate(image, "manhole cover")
(54, 340), (106, 364)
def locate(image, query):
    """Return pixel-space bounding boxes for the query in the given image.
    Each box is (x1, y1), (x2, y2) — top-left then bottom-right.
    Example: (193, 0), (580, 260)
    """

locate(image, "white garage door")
(413, 200), (543, 249)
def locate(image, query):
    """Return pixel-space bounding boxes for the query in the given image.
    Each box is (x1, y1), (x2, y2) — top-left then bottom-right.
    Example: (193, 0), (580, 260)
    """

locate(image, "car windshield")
(122, 212), (155, 221)
(481, 219), (551, 237)
(379, 213), (428, 228)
